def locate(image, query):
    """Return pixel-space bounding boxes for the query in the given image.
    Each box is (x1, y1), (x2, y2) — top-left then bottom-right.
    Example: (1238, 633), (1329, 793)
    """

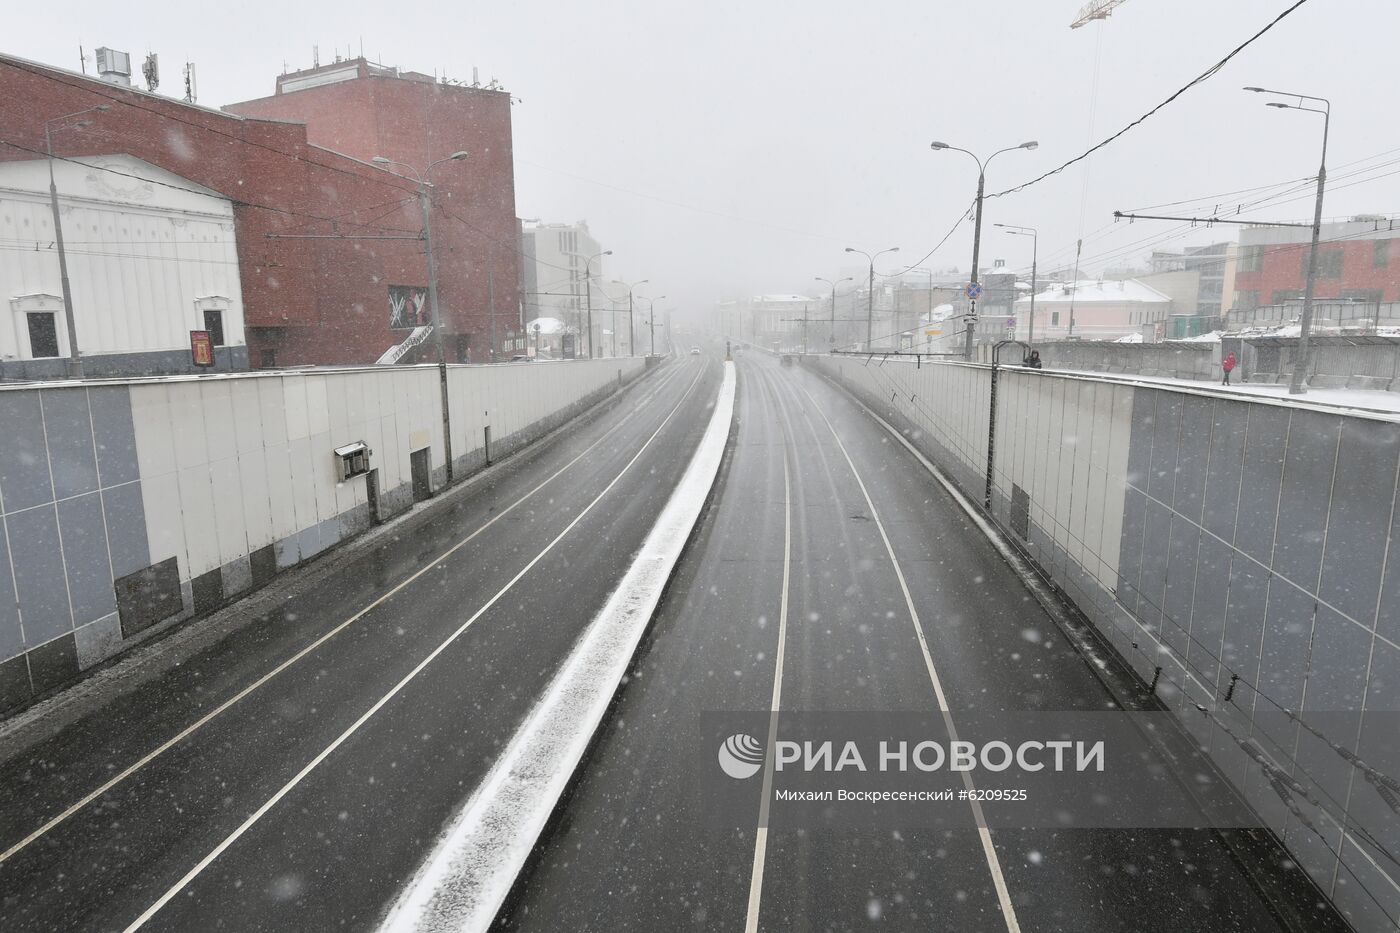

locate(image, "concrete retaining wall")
(0, 357), (645, 713)
(809, 353), (1400, 930)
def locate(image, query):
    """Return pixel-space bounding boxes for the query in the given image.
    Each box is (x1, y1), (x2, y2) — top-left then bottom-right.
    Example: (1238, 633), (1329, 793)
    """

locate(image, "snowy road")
(0, 348), (1337, 931)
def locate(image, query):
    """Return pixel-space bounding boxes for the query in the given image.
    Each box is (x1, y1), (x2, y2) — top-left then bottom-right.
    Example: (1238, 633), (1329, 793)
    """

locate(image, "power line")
(0, 139), (422, 235)
(989, 0), (1316, 200)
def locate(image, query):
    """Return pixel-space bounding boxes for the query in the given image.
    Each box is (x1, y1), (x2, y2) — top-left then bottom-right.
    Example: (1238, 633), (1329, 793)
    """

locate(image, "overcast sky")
(9, 0), (1397, 319)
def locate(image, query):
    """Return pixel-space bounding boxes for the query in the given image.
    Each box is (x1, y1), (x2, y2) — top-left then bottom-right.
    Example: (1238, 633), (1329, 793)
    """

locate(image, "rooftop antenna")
(183, 59), (197, 103)
(472, 66), (480, 87)
(313, 44), (320, 68)
(78, 45), (87, 74)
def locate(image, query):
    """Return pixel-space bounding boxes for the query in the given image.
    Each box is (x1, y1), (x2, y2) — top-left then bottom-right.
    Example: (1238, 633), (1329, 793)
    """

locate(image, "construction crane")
(1070, 0), (1129, 28)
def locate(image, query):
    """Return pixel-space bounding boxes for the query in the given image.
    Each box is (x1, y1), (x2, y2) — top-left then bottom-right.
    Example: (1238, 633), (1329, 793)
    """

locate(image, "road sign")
(1006, 317), (1016, 328)
(965, 282), (983, 300)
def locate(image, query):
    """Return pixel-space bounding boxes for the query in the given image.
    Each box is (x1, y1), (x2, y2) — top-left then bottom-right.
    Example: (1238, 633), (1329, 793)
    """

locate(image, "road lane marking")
(798, 378), (1023, 933)
(121, 363), (712, 932)
(378, 361), (735, 932)
(0, 360), (692, 869)
(743, 373), (792, 933)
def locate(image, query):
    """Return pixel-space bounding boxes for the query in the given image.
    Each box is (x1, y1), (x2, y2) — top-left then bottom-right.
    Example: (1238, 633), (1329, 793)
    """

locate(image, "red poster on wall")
(190, 330), (214, 368)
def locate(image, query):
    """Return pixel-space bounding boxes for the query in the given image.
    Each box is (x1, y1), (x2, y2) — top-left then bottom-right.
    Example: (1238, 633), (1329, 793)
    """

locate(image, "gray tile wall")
(814, 358), (1400, 931)
(0, 385), (147, 702)
(1118, 387), (1400, 930)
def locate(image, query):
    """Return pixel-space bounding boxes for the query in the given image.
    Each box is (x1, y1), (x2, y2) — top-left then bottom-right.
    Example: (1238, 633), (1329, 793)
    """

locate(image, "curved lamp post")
(930, 139), (1037, 358)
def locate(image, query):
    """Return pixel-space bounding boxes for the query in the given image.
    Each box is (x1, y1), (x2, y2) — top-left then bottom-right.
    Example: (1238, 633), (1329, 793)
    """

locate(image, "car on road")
(689, 346), (701, 355)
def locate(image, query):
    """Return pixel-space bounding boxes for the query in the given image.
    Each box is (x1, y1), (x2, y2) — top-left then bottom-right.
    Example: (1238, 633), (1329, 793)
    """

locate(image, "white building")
(1013, 279), (1173, 342)
(0, 154), (245, 379)
(520, 220), (615, 357)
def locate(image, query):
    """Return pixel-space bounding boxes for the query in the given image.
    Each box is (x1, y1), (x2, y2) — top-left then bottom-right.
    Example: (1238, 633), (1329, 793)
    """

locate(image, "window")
(1271, 289), (1303, 305)
(1239, 244), (1265, 273)
(27, 312), (59, 357)
(1302, 246), (1344, 278)
(1376, 238), (1391, 269)
(1051, 311), (1060, 325)
(259, 348), (277, 368)
(1234, 290), (1260, 312)
(204, 309), (226, 346)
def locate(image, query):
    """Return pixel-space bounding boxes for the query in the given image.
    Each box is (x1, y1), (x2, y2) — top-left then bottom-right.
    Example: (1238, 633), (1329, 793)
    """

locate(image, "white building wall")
(0, 155), (243, 363)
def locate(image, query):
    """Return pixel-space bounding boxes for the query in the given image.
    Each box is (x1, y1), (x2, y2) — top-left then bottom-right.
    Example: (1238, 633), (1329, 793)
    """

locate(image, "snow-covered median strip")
(380, 360), (735, 933)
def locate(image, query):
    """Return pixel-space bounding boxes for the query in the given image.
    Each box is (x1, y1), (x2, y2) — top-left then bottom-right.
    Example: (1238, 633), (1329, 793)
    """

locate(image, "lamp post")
(45, 104), (110, 378)
(843, 247), (899, 349)
(371, 151), (469, 364)
(627, 279), (649, 357)
(995, 223), (1038, 347)
(815, 276), (853, 349)
(641, 295), (665, 356)
(372, 150), (468, 482)
(930, 139), (1038, 359)
(583, 249), (612, 358)
(1245, 87), (1330, 395)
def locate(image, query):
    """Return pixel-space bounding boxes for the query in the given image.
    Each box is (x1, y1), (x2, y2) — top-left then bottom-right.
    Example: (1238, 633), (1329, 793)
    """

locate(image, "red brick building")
(1232, 217), (1400, 314)
(0, 52), (519, 367)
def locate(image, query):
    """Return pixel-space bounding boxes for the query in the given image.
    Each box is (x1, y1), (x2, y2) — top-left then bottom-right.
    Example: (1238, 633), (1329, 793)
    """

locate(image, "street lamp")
(815, 276), (854, 349)
(641, 295), (665, 357)
(843, 247), (899, 349)
(930, 139), (1038, 359)
(1245, 86), (1330, 395)
(373, 150), (468, 482)
(995, 223), (1038, 347)
(45, 104), (110, 378)
(583, 249), (612, 358)
(371, 151), (469, 366)
(627, 280), (649, 357)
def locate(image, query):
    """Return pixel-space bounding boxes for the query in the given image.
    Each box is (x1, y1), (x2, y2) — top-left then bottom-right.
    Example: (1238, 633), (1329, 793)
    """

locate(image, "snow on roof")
(1113, 333), (1144, 343)
(1024, 279), (1172, 304)
(524, 317), (568, 335)
(753, 294), (816, 303)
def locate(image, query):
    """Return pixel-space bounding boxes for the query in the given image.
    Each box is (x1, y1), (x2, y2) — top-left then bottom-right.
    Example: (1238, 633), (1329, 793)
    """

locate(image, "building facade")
(519, 221), (607, 356)
(2, 51), (521, 372)
(1232, 216), (1400, 317)
(225, 57), (521, 364)
(1, 155), (246, 378)
(1014, 279), (1173, 342)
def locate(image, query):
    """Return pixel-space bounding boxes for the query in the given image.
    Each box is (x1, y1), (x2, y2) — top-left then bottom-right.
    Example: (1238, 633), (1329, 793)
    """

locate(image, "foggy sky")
(9, 0), (1397, 321)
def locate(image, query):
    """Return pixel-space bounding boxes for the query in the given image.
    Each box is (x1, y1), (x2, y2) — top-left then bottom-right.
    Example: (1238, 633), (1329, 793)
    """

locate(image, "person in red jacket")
(1221, 350), (1237, 385)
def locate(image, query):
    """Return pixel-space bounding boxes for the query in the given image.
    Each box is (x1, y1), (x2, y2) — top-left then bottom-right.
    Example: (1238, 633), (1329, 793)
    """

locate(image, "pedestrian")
(1221, 350), (1237, 386)
(1023, 350), (1043, 369)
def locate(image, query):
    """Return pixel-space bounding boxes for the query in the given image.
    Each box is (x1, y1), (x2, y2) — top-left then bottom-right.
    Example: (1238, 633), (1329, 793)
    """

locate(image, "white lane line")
(743, 428), (792, 933)
(120, 363), (711, 933)
(0, 361), (689, 869)
(798, 381), (1023, 933)
(379, 361), (736, 933)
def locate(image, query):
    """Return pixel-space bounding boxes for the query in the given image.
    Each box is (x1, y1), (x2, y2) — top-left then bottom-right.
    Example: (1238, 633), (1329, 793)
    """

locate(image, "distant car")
(509, 354), (533, 362)
(689, 346), (701, 355)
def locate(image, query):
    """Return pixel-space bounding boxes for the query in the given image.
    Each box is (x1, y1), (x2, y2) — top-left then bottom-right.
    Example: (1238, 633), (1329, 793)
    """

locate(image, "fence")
(0, 358), (645, 714)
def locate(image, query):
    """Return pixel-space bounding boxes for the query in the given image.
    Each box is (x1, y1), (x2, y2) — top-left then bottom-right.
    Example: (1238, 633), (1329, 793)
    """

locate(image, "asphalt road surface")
(0, 347), (1309, 932)
(495, 350), (1289, 933)
(0, 353), (718, 932)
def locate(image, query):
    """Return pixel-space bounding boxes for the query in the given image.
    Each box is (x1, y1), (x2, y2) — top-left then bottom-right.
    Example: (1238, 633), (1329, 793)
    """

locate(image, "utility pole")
(1243, 86), (1331, 395)
(44, 105), (110, 378)
(843, 249), (899, 350)
(372, 150), (468, 480)
(996, 223), (1038, 345)
(584, 250), (612, 359)
(816, 276), (852, 349)
(931, 139), (1038, 359)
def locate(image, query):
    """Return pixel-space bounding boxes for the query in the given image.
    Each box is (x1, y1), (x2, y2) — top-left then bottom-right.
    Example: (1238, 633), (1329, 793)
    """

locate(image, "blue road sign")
(965, 282), (983, 300)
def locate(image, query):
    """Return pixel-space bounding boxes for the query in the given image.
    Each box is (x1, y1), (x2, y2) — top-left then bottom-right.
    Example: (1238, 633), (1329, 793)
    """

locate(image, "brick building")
(0, 52), (519, 369)
(227, 58), (520, 363)
(1232, 216), (1400, 316)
